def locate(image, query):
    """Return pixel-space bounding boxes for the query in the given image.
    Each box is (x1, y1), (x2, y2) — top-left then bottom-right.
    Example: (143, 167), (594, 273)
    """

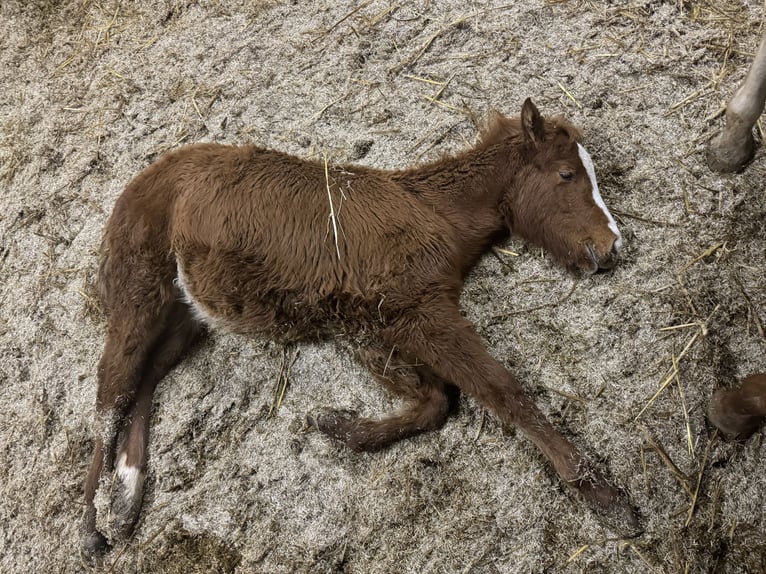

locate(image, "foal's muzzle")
(585, 239), (620, 273)
(600, 241), (620, 270)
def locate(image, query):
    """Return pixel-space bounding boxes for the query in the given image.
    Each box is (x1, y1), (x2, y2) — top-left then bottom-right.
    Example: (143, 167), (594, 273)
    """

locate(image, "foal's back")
(105, 144), (459, 335)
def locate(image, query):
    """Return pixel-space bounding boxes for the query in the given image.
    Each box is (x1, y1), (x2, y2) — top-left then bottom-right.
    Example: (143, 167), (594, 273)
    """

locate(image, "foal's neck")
(392, 143), (518, 265)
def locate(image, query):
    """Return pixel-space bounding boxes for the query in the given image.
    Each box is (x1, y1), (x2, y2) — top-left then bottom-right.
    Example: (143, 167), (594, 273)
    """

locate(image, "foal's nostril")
(595, 241), (620, 272)
(598, 255), (617, 271)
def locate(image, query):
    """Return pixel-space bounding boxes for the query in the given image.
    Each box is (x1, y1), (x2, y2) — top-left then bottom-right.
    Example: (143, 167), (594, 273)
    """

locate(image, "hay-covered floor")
(1, 1), (764, 572)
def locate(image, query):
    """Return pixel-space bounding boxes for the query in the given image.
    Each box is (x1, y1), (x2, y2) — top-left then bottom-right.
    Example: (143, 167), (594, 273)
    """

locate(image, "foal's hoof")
(709, 394), (765, 439)
(574, 476), (641, 538)
(708, 374), (766, 439)
(310, 409), (358, 439)
(105, 485), (144, 544)
(80, 530), (111, 563)
(310, 409), (363, 450)
(593, 492), (641, 538)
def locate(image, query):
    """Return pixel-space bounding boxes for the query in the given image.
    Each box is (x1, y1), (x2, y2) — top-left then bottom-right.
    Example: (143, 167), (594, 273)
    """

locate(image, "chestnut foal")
(82, 99), (635, 558)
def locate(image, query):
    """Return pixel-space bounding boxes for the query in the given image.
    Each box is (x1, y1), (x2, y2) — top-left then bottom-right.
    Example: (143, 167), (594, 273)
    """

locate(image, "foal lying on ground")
(82, 98), (636, 558)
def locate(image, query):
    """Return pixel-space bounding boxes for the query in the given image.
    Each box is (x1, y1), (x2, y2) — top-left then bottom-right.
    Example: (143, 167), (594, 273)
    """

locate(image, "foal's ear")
(521, 98), (545, 146)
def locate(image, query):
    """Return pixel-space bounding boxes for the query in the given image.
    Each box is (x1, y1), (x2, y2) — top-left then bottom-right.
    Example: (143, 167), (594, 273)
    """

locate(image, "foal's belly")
(174, 255), (381, 343)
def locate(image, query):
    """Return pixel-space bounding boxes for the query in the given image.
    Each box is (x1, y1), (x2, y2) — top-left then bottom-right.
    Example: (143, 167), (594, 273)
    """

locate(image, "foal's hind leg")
(81, 292), (199, 559)
(82, 304), (170, 558)
(313, 344), (453, 452)
(107, 301), (202, 543)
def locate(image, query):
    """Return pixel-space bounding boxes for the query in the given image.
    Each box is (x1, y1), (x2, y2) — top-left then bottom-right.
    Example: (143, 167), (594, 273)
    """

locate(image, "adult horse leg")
(381, 295), (639, 534)
(707, 26), (766, 172)
(312, 343), (454, 452)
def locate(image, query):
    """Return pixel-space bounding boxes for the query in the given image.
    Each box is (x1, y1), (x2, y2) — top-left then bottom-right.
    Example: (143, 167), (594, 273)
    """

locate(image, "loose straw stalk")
(324, 152), (341, 260)
(635, 304), (719, 420)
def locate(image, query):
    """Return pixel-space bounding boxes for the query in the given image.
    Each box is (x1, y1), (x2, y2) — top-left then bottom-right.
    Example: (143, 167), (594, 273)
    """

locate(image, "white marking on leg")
(116, 452), (145, 503)
(577, 143), (623, 252)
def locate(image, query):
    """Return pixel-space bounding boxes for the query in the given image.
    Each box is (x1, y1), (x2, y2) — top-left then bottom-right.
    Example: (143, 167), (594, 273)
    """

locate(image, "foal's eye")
(559, 171), (574, 182)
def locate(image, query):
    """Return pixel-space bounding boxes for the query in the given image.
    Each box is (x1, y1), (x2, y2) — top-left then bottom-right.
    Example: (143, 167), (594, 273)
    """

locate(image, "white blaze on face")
(577, 143), (623, 252)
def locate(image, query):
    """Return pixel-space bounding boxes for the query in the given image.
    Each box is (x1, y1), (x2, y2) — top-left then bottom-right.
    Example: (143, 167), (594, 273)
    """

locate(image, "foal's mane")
(479, 110), (583, 149)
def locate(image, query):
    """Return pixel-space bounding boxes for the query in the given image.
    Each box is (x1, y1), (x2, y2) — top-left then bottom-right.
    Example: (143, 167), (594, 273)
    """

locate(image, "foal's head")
(491, 99), (622, 274)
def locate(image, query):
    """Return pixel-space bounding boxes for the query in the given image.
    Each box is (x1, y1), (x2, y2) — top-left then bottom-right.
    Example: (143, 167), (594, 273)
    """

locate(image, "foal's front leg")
(313, 344), (453, 451)
(382, 296), (639, 533)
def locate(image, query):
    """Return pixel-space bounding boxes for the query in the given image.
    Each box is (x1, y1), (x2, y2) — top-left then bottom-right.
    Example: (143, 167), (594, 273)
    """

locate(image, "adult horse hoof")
(705, 131), (755, 173)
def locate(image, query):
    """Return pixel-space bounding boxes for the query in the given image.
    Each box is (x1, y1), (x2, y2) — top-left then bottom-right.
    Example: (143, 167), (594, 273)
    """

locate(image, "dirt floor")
(1, 1), (765, 572)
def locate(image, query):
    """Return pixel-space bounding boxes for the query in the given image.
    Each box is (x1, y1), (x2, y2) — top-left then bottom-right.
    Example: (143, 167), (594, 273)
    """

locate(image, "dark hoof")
(81, 530), (111, 563)
(705, 131), (755, 173)
(105, 471), (145, 544)
(709, 396), (765, 440)
(592, 491), (641, 538)
(310, 409), (358, 444)
(708, 374), (766, 440)
(573, 475), (642, 538)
